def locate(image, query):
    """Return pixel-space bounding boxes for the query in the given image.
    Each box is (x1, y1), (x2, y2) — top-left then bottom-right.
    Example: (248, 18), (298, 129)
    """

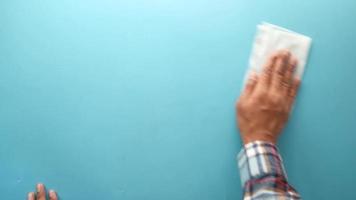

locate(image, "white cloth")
(247, 22), (312, 80)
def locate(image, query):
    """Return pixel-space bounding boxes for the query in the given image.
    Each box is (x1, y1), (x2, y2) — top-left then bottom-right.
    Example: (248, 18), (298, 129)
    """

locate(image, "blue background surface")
(1, 0), (355, 199)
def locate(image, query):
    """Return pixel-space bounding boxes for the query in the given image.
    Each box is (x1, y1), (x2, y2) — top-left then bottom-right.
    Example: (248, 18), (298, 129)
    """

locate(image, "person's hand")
(236, 50), (300, 144)
(28, 183), (58, 200)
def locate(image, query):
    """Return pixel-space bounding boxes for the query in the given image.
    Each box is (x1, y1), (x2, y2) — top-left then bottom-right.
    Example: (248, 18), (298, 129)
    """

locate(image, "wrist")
(242, 133), (277, 145)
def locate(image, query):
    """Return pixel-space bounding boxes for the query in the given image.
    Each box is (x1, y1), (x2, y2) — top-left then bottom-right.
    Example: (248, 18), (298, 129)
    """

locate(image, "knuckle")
(268, 94), (282, 106)
(263, 68), (273, 77)
(290, 57), (298, 66)
(255, 92), (267, 101)
(270, 99), (279, 107)
(236, 100), (244, 110)
(236, 98), (254, 112)
(276, 70), (284, 79)
(289, 91), (297, 98)
(289, 63), (296, 72)
(281, 80), (290, 88)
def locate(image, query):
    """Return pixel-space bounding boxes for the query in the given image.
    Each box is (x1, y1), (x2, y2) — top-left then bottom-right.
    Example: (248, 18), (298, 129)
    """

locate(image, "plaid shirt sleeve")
(237, 141), (301, 200)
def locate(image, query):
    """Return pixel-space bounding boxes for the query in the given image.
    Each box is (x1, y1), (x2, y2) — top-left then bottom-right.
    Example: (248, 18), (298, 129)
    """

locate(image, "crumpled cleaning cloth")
(246, 22), (312, 81)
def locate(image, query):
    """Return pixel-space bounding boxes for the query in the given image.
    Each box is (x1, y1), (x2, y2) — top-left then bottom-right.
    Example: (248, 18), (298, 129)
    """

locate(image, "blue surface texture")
(1, 0), (356, 199)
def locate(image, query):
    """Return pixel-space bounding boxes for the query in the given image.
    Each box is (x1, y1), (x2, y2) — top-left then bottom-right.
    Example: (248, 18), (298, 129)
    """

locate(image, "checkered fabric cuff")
(237, 141), (287, 187)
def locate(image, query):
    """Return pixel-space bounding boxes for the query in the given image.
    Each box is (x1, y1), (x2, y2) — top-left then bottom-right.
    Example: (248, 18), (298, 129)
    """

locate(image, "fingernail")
(28, 192), (34, 198)
(49, 190), (56, 197)
(37, 183), (44, 191)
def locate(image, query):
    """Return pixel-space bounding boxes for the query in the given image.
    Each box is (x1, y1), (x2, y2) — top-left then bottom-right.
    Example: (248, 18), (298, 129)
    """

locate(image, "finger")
(36, 183), (46, 200)
(282, 57), (298, 93)
(271, 50), (291, 91)
(243, 71), (259, 96)
(27, 192), (35, 200)
(49, 190), (58, 200)
(288, 78), (301, 105)
(257, 52), (278, 89)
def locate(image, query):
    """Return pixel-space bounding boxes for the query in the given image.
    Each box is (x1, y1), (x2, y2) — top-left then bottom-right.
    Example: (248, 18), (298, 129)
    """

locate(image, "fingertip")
(295, 79), (301, 91)
(49, 190), (58, 200)
(291, 56), (298, 65)
(294, 78), (301, 86)
(269, 52), (280, 60)
(283, 49), (291, 56)
(289, 78), (301, 98)
(37, 183), (44, 191)
(27, 192), (35, 200)
(36, 183), (46, 199)
(275, 49), (291, 58)
(249, 70), (258, 81)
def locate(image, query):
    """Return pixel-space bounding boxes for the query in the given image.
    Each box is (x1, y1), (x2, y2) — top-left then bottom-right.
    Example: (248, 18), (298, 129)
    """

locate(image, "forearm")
(238, 141), (300, 200)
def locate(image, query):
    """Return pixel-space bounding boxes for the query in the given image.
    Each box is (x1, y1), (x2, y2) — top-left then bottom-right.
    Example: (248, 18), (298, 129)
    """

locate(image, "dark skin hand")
(236, 50), (300, 144)
(28, 183), (58, 200)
